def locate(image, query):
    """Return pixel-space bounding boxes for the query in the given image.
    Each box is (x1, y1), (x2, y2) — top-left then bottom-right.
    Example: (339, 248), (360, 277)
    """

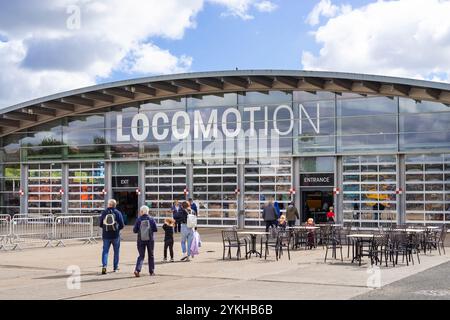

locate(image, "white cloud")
(120, 43), (193, 75)
(302, 0), (450, 82)
(0, 0), (276, 108)
(209, 0), (277, 20)
(254, 1), (278, 13)
(306, 0), (351, 26)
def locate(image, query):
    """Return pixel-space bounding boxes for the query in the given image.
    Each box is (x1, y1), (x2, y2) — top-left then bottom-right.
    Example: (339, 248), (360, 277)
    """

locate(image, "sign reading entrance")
(112, 176), (138, 188)
(300, 173), (334, 187)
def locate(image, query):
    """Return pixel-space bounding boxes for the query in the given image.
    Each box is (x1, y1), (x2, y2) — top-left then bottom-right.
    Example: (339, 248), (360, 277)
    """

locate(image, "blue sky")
(111, 0), (374, 81)
(0, 0), (449, 108)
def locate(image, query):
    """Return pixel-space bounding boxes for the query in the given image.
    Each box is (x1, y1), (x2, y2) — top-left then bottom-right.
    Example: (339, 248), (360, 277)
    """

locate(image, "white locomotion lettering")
(194, 109), (218, 139)
(172, 111), (190, 140)
(116, 114), (130, 142)
(243, 106), (260, 136)
(273, 104), (294, 136)
(299, 103), (320, 134)
(115, 103), (321, 142)
(152, 112), (169, 140)
(222, 108), (242, 138)
(131, 113), (150, 141)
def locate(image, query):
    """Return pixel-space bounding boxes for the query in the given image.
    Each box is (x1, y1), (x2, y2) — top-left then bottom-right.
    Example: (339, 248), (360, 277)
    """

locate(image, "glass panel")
(343, 155), (397, 226)
(244, 158), (292, 227)
(145, 159), (186, 221)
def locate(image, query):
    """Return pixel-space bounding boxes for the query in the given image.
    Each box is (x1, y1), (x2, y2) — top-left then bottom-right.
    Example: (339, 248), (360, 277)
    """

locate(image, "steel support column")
(398, 154), (405, 225)
(336, 156), (344, 224)
(237, 159), (245, 229)
(20, 164), (28, 214)
(138, 161), (146, 209)
(293, 157), (301, 225)
(104, 161), (112, 206)
(61, 163), (69, 214)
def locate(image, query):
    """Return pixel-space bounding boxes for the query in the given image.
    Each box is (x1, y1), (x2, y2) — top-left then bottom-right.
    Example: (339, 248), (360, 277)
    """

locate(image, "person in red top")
(326, 206), (335, 223)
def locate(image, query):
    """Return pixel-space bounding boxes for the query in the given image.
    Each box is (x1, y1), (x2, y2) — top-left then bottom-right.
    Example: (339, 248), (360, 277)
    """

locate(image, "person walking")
(162, 218), (175, 262)
(286, 202), (300, 227)
(172, 200), (181, 233)
(273, 200), (281, 219)
(188, 198), (198, 215)
(262, 199), (278, 232)
(133, 205), (158, 277)
(179, 201), (195, 261)
(99, 199), (125, 275)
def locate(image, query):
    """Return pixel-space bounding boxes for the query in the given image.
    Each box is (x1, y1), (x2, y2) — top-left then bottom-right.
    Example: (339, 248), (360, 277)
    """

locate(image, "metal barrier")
(10, 216), (54, 250)
(52, 216), (96, 246)
(0, 215), (12, 250)
(1, 213), (103, 251)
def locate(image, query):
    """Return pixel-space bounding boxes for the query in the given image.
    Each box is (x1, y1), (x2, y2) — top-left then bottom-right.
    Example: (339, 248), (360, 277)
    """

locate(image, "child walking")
(163, 218), (175, 262)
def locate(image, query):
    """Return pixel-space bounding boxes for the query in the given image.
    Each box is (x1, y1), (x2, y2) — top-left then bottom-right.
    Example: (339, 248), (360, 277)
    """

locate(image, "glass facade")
(28, 163), (62, 214)
(244, 158), (292, 227)
(145, 159), (187, 224)
(405, 154), (450, 224)
(343, 155), (398, 228)
(0, 88), (449, 227)
(68, 162), (105, 214)
(193, 159), (237, 226)
(0, 164), (20, 214)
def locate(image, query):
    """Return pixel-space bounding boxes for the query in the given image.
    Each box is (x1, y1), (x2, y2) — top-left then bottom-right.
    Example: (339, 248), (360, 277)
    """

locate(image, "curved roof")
(1, 70), (450, 137)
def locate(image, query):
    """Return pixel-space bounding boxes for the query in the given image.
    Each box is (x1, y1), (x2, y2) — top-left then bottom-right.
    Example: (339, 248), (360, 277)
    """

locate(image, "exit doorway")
(113, 190), (138, 225)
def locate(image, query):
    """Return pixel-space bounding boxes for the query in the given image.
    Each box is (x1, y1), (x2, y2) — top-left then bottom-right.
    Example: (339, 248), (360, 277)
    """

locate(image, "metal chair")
(425, 226), (447, 255)
(324, 227), (343, 262)
(276, 230), (291, 260)
(264, 226), (279, 260)
(221, 230), (248, 260)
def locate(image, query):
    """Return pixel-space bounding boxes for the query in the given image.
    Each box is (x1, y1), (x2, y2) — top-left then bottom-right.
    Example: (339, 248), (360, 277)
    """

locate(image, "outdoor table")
(238, 231), (268, 258)
(290, 226), (320, 230)
(347, 234), (377, 266)
(393, 229), (425, 233)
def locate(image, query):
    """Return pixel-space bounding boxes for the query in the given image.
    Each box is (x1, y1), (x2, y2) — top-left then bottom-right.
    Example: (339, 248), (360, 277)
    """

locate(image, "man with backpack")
(133, 205), (158, 277)
(99, 199), (125, 275)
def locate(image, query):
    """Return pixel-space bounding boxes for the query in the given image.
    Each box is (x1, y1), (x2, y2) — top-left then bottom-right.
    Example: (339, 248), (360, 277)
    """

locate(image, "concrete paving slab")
(0, 230), (448, 300)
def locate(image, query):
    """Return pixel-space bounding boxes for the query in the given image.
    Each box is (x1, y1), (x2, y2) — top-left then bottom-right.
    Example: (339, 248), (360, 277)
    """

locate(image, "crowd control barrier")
(0, 214), (102, 251)
(0, 215), (11, 250)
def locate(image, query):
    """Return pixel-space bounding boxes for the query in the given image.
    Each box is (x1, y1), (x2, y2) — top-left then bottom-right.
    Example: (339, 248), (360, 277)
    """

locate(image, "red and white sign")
(18, 189), (25, 196)
(102, 188), (107, 195)
(235, 188), (240, 195)
(136, 188), (141, 195)
(333, 187), (340, 195)
(289, 188), (296, 195)
(59, 188), (65, 195)
(184, 187), (189, 196)
(395, 188), (403, 194)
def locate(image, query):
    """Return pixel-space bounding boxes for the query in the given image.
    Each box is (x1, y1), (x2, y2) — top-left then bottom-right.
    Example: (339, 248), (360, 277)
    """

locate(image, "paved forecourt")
(0, 227), (448, 300)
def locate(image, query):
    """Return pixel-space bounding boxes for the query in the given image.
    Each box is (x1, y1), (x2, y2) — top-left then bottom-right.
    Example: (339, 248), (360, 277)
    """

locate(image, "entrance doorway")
(113, 190), (138, 225)
(301, 189), (333, 223)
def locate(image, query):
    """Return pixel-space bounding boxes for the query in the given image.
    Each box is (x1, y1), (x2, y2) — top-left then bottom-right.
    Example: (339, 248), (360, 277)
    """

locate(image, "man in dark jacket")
(133, 205), (158, 277)
(99, 199), (125, 275)
(262, 199), (278, 232)
(286, 202), (300, 227)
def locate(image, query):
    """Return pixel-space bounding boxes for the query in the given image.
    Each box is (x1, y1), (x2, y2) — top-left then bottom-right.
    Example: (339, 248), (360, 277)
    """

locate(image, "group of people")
(262, 199), (336, 232)
(99, 199), (201, 277)
(99, 197), (335, 275)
